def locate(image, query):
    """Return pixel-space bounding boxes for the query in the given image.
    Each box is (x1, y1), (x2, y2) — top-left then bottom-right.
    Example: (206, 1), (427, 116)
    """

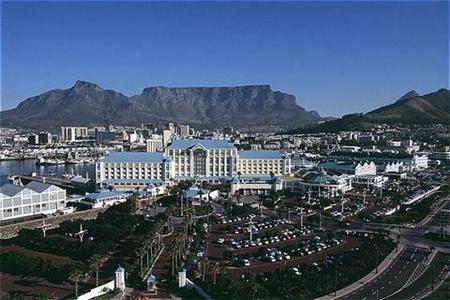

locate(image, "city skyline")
(2, 1), (448, 116)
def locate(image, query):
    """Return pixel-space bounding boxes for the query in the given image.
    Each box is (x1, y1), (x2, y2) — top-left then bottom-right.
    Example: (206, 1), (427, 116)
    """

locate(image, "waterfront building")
(96, 139), (293, 189)
(238, 150), (290, 176)
(96, 152), (172, 189)
(165, 139), (238, 181)
(0, 181), (67, 221)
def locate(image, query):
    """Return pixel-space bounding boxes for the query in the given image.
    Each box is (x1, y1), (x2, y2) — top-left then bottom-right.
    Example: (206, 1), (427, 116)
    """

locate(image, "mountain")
(286, 88), (450, 134)
(0, 81), (321, 132)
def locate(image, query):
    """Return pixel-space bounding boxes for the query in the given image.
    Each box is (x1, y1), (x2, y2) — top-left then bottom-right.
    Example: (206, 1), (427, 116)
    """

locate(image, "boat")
(36, 157), (65, 165)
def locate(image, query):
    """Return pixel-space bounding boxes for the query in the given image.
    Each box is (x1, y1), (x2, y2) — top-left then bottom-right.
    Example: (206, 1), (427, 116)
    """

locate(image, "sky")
(1, 1), (449, 117)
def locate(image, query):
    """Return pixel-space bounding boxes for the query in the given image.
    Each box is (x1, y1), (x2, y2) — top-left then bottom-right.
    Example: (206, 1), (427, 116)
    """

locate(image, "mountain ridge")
(0, 81), (322, 132)
(285, 88), (449, 134)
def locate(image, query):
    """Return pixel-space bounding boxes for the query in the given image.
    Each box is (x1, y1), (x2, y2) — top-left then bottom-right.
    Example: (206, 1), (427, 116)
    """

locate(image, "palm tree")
(213, 262), (219, 285)
(69, 268), (84, 297)
(88, 254), (102, 286)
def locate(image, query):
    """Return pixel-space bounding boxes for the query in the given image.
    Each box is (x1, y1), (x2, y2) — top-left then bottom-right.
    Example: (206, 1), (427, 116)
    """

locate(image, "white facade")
(96, 139), (292, 189)
(0, 182), (67, 221)
(96, 152), (169, 189)
(165, 139), (238, 180)
(146, 137), (163, 152)
(238, 150), (290, 176)
(61, 126), (88, 142)
(413, 154), (428, 170)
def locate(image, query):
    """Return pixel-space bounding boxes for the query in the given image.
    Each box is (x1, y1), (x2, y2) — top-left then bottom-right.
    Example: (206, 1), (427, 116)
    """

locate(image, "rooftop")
(85, 190), (128, 201)
(100, 152), (165, 163)
(167, 139), (236, 149)
(0, 184), (25, 197)
(25, 181), (52, 193)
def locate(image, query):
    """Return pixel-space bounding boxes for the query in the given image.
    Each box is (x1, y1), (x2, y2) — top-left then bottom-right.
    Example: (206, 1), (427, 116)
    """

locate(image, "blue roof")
(239, 150), (283, 159)
(100, 152), (164, 163)
(85, 190), (127, 201)
(167, 139), (235, 149)
(103, 179), (163, 185)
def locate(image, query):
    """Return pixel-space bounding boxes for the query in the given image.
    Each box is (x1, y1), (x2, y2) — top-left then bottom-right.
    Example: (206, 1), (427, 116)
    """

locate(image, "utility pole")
(38, 219), (51, 238)
(300, 208), (304, 228)
(249, 216), (254, 242)
(75, 223), (88, 243)
(334, 265), (338, 296)
(180, 193), (184, 217)
(319, 213), (323, 230)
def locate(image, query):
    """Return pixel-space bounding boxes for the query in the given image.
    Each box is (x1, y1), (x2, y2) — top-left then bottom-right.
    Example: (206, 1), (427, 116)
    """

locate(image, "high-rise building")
(61, 127), (88, 142)
(146, 136), (163, 152)
(38, 132), (52, 145)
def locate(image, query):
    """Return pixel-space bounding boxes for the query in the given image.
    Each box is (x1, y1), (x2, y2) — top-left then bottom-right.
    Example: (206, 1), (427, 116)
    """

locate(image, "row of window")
(2, 201), (65, 218)
(2, 193), (65, 208)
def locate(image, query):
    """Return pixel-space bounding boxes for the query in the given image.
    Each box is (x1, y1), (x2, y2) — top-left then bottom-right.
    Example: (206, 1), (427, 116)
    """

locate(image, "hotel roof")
(239, 150), (283, 159)
(100, 152), (165, 163)
(167, 139), (236, 149)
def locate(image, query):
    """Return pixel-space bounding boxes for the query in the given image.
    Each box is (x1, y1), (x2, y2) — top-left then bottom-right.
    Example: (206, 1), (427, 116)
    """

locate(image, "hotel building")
(96, 139), (292, 189)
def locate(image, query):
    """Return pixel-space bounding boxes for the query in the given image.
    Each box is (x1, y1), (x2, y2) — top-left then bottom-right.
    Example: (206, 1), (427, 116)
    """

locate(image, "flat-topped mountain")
(0, 81), (322, 131)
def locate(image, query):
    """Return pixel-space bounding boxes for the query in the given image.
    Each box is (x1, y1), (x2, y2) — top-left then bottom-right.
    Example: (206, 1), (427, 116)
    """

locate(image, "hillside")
(286, 89), (449, 134)
(0, 81), (322, 132)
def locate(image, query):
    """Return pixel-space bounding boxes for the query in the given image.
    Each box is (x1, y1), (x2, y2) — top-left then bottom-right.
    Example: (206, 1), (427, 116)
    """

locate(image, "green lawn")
(426, 278), (450, 300)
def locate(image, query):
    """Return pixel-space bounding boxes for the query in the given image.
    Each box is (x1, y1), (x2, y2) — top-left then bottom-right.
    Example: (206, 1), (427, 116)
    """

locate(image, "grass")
(423, 232), (450, 243)
(426, 277), (450, 300)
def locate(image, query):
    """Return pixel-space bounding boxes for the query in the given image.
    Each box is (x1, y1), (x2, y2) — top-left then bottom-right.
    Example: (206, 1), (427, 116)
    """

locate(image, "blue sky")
(1, 1), (448, 116)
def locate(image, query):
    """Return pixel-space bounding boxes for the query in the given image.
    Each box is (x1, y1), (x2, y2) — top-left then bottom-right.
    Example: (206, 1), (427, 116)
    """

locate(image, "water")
(0, 159), (95, 186)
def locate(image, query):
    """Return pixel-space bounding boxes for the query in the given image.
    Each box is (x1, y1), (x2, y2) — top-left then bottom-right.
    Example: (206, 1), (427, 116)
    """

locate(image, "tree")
(88, 254), (102, 286)
(69, 268), (84, 297)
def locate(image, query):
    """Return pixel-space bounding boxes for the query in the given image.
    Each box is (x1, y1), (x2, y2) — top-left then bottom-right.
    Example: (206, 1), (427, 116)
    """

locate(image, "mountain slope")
(286, 89), (449, 134)
(365, 89), (449, 124)
(0, 81), (321, 131)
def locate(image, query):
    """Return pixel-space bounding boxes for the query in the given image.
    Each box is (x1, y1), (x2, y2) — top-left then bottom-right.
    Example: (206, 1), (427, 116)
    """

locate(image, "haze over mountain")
(0, 81), (322, 132)
(286, 88), (450, 134)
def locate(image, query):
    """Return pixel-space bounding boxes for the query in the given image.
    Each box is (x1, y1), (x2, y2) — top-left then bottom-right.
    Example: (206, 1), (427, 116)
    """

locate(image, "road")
(384, 252), (449, 299)
(334, 196), (450, 300)
(340, 247), (427, 300)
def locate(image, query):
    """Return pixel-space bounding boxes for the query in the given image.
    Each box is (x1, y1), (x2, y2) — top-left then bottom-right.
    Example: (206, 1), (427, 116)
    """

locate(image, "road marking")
(380, 286), (385, 290)
(388, 281), (392, 285)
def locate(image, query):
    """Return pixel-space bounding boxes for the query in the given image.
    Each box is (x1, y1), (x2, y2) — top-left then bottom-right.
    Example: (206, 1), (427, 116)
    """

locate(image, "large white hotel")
(96, 139), (291, 190)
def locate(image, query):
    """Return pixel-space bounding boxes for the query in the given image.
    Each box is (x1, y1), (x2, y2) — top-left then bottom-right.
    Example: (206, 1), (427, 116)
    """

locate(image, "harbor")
(0, 159), (95, 187)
